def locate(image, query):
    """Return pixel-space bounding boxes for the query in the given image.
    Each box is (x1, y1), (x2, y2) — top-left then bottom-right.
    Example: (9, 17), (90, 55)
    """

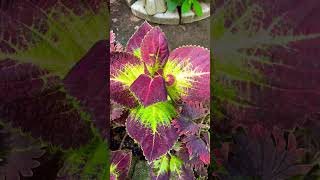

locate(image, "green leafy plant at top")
(166, 0), (203, 17)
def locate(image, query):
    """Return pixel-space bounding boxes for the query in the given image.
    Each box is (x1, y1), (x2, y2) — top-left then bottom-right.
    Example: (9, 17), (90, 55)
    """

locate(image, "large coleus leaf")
(110, 150), (132, 180)
(0, 124), (45, 180)
(130, 74), (168, 107)
(110, 52), (142, 108)
(126, 21), (153, 54)
(64, 40), (108, 139)
(0, 59), (94, 149)
(165, 46), (210, 102)
(141, 27), (169, 69)
(126, 116), (178, 162)
(217, 125), (312, 179)
(212, 0), (320, 130)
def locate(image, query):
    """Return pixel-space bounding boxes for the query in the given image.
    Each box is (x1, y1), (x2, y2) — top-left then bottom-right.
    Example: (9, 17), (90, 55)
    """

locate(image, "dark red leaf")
(126, 21), (153, 53)
(141, 27), (169, 68)
(130, 74), (167, 107)
(64, 40), (108, 139)
(126, 116), (178, 162)
(0, 59), (94, 149)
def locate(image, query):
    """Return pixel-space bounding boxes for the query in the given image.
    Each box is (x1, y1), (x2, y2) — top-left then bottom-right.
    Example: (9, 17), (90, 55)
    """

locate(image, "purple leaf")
(0, 59), (94, 149)
(64, 40), (108, 139)
(130, 74), (167, 107)
(172, 118), (199, 136)
(181, 100), (209, 120)
(218, 124), (313, 179)
(183, 135), (210, 165)
(126, 21), (153, 53)
(111, 150), (132, 180)
(141, 27), (169, 68)
(169, 46), (210, 102)
(110, 52), (140, 108)
(126, 116), (178, 162)
(0, 125), (45, 179)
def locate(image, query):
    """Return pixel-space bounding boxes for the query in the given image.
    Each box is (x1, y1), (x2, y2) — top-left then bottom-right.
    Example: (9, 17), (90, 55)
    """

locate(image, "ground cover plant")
(0, 1), (108, 179)
(212, 0), (320, 179)
(110, 22), (210, 179)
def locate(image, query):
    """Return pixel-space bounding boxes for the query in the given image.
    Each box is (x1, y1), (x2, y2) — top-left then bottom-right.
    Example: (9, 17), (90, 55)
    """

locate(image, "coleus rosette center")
(110, 22), (210, 162)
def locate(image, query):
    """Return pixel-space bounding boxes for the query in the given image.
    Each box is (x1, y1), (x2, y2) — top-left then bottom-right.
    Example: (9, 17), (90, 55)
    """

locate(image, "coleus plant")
(110, 22), (210, 179)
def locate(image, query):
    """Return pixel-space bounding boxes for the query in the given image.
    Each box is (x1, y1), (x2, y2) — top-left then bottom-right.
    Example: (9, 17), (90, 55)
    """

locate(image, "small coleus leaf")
(181, 100), (209, 120)
(183, 135), (210, 165)
(219, 125), (313, 179)
(110, 31), (123, 52)
(110, 52), (142, 108)
(141, 27), (169, 69)
(172, 118), (199, 136)
(126, 116), (178, 162)
(110, 150), (132, 180)
(0, 59), (94, 149)
(0, 124), (45, 180)
(167, 46), (210, 102)
(152, 155), (170, 178)
(126, 21), (153, 54)
(130, 74), (168, 107)
(64, 40), (108, 139)
(111, 100), (125, 121)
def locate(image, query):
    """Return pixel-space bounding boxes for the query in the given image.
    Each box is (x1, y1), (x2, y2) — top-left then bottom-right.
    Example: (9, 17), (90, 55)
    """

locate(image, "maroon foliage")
(126, 117), (178, 162)
(0, 59), (94, 149)
(130, 74), (167, 107)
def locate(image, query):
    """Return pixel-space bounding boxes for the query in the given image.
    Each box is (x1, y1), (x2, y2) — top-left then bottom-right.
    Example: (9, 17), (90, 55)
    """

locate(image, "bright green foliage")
(131, 101), (177, 133)
(112, 64), (145, 87)
(169, 155), (183, 176)
(0, 3), (108, 77)
(181, 0), (191, 14)
(164, 59), (208, 101)
(166, 0), (179, 11)
(153, 155), (170, 176)
(192, 0), (203, 17)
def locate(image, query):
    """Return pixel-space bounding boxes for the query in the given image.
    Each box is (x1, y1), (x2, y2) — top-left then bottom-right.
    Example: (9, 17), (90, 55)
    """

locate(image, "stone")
(145, 0), (157, 15)
(155, 0), (167, 13)
(181, 10), (195, 24)
(126, 0), (136, 6)
(131, 0), (151, 21)
(151, 9), (180, 25)
(145, 0), (167, 15)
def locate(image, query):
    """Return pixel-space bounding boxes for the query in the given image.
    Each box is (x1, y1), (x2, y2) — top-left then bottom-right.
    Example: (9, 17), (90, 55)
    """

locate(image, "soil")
(110, 0), (210, 50)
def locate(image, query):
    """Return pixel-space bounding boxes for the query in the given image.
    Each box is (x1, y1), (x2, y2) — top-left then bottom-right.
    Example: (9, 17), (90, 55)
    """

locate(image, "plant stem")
(119, 134), (128, 150)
